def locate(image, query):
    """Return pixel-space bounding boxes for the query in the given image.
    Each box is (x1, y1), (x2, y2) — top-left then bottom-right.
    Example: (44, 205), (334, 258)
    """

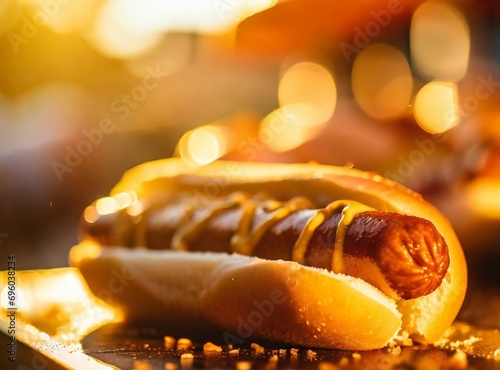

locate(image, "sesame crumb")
(388, 345), (401, 356)
(251, 342), (265, 354)
(203, 342), (222, 353)
(164, 336), (176, 350)
(177, 338), (193, 351)
(306, 349), (317, 361)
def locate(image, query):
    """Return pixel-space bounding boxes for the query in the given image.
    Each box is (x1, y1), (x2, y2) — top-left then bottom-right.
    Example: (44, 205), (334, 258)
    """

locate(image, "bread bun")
(70, 159), (467, 349)
(71, 245), (401, 350)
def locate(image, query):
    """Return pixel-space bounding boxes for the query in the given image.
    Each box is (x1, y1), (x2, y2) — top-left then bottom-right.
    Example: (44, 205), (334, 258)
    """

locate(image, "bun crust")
(71, 245), (401, 350)
(70, 159), (467, 348)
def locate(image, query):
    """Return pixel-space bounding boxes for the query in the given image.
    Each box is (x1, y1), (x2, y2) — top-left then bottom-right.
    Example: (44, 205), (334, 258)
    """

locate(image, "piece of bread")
(71, 246), (401, 350)
(70, 159), (467, 349)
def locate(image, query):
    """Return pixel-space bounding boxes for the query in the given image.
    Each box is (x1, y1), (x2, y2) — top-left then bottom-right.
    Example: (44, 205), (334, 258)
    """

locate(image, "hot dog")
(80, 193), (450, 300)
(69, 159), (467, 350)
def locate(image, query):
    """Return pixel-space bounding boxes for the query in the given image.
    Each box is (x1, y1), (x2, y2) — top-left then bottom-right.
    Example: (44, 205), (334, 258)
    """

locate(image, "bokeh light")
(88, 0), (276, 59)
(0, 268), (120, 346)
(19, 0), (99, 34)
(178, 125), (230, 166)
(413, 81), (459, 134)
(258, 107), (322, 153)
(278, 61), (337, 127)
(352, 43), (413, 120)
(88, 0), (164, 59)
(94, 191), (137, 216)
(411, 1), (470, 81)
(83, 205), (99, 224)
(466, 178), (500, 219)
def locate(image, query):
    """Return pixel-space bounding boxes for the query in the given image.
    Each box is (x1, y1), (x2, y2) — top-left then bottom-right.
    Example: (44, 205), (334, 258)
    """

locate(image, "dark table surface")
(81, 321), (500, 370)
(77, 261), (500, 370)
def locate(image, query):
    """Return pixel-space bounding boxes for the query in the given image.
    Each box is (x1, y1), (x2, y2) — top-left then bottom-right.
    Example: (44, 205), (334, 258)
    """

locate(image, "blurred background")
(1, 0), (500, 324)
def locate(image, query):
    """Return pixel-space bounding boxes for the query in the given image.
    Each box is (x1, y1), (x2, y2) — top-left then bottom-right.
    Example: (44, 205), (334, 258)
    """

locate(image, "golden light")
(1, 285), (29, 311)
(88, 0), (163, 58)
(466, 178), (500, 219)
(134, 360), (154, 370)
(0, 0), (22, 36)
(483, 111), (500, 144)
(178, 125), (230, 167)
(258, 107), (322, 153)
(89, 0), (277, 59)
(352, 43), (413, 120)
(19, 0), (98, 34)
(113, 191), (137, 209)
(127, 200), (145, 217)
(95, 197), (117, 215)
(0, 321), (117, 369)
(95, 191), (137, 216)
(83, 205), (99, 223)
(69, 241), (102, 266)
(414, 81), (459, 134)
(411, 1), (470, 81)
(278, 61), (337, 126)
(0, 268), (120, 345)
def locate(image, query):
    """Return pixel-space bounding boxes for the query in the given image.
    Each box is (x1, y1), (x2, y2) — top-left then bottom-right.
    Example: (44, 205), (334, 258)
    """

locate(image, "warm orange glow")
(18, 0), (98, 34)
(411, 1), (470, 81)
(88, 0), (163, 58)
(466, 178), (500, 219)
(178, 125), (230, 167)
(110, 159), (197, 197)
(352, 43), (413, 120)
(69, 241), (102, 266)
(113, 191), (137, 209)
(95, 196), (118, 215)
(134, 360), (154, 370)
(278, 61), (337, 126)
(127, 200), (145, 217)
(0, 1), (22, 36)
(95, 191), (137, 216)
(0, 267), (120, 345)
(83, 205), (99, 223)
(414, 81), (459, 134)
(258, 107), (321, 152)
(0, 322), (117, 369)
(0, 285), (29, 311)
(88, 0), (277, 58)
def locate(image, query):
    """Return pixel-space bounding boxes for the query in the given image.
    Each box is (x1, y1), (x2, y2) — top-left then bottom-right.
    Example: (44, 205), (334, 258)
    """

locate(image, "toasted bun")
(71, 245), (401, 350)
(70, 159), (467, 349)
